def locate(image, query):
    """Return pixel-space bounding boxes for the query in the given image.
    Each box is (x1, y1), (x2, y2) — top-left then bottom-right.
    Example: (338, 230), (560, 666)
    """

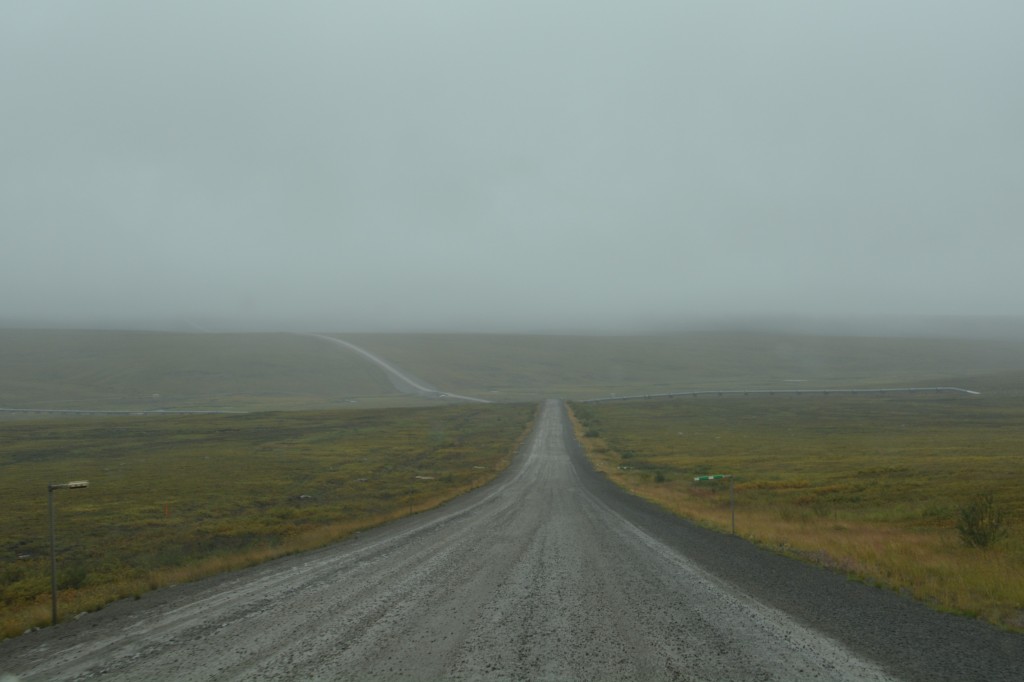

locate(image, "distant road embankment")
(305, 334), (491, 404)
(581, 386), (981, 403)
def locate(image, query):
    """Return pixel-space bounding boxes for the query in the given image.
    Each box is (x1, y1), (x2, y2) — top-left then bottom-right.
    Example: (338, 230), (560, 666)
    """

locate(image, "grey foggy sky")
(3, 1), (1023, 332)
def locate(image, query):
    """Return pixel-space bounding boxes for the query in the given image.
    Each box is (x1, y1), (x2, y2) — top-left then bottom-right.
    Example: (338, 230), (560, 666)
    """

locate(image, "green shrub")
(957, 492), (1009, 548)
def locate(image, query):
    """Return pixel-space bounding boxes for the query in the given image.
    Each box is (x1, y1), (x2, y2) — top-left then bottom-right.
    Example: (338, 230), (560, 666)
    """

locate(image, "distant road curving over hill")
(304, 333), (491, 403)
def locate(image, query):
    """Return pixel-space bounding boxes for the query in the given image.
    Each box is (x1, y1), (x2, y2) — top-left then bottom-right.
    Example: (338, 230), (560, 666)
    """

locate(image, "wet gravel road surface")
(2, 400), (1022, 680)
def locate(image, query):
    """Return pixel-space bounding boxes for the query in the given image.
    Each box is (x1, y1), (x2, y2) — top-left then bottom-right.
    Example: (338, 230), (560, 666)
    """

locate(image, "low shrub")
(957, 492), (1009, 549)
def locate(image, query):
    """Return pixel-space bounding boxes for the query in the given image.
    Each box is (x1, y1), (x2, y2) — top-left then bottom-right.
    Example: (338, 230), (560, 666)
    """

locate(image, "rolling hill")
(3, 328), (1024, 412)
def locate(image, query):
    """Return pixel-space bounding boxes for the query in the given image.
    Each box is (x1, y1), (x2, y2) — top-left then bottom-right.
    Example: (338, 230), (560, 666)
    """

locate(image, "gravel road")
(304, 335), (490, 403)
(2, 400), (1021, 680)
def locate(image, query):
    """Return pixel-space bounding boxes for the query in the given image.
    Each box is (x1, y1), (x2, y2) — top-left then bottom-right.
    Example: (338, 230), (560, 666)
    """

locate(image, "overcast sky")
(3, 1), (1022, 332)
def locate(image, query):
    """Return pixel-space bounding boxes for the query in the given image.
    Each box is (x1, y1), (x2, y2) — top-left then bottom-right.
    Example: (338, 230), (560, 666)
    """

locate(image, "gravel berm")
(1, 400), (1021, 680)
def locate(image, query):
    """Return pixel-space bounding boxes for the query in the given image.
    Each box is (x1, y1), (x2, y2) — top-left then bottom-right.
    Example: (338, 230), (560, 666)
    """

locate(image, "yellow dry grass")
(569, 398), (1024, 631)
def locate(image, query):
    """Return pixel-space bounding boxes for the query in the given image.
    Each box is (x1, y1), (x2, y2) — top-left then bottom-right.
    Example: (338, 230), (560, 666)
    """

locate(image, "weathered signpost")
(48, 480), (89, 625)
(693, 474), (735, 535)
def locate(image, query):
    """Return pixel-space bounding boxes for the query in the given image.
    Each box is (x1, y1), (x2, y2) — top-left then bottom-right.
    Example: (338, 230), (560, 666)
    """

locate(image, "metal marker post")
(693, 474), (734, 535)
(48, 480), (89, 625)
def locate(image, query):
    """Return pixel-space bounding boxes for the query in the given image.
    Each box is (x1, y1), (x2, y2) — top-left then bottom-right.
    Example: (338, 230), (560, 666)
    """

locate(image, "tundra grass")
(345, 332), (1024, 400)
(0, 329), (401, 411)
(6, 329), (1024, 409)
(569, 393), (1024, 631)
(0, 402), (535, 640)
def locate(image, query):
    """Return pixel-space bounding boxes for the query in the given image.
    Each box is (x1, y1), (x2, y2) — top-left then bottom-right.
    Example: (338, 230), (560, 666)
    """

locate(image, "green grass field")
(4, 329), (1024, 411)
(570, 392), (1024, 630)
(0, 330), (403, 412)
(344, 331), (1024, 400)
(0, 402), (535, 639)
(3, 326), (1024, 637)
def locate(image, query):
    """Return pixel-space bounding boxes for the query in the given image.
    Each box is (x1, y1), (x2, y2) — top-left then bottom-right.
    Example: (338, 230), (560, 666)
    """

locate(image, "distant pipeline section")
(580, 386), (980, 403)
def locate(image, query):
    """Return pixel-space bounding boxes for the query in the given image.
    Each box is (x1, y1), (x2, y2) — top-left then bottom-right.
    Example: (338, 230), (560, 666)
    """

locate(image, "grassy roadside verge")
(1, 402), (536, 640)
(568, 395), (1024, 631)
